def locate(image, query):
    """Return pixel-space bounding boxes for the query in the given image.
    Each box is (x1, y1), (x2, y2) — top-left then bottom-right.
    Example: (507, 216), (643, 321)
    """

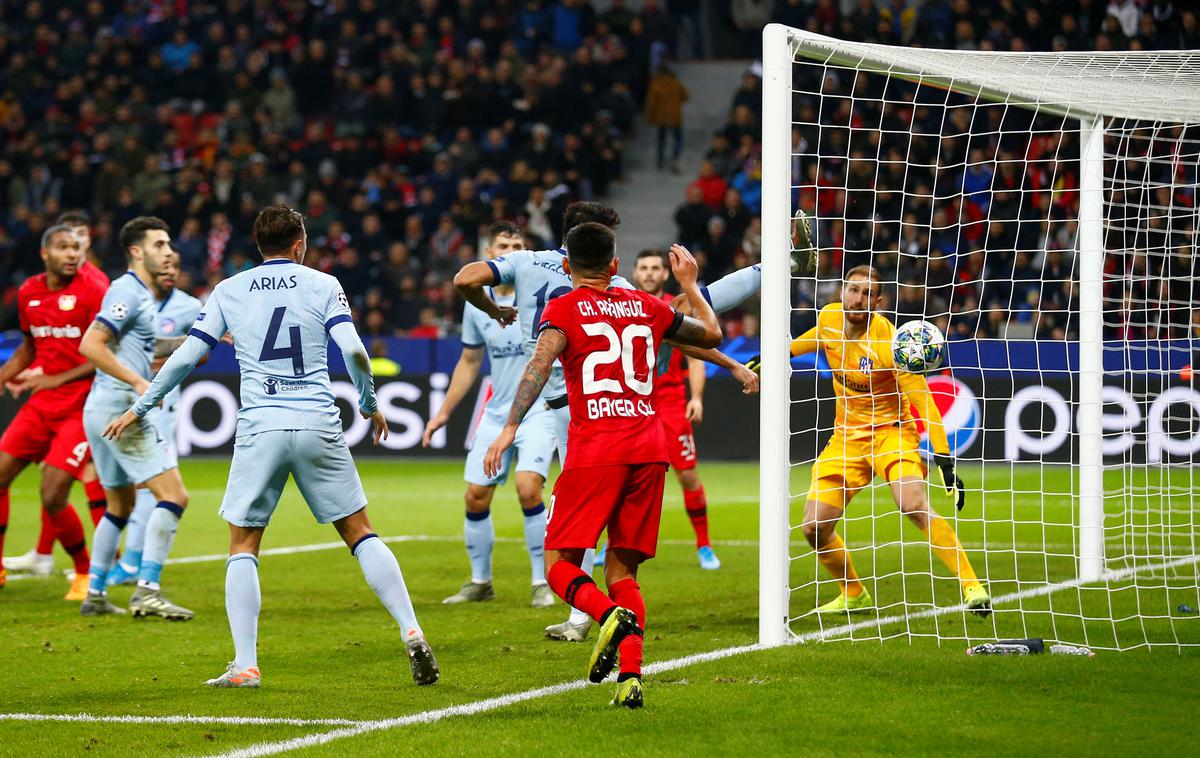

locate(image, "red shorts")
(0, 404), (90, 478)
(660, 410), (697, 470)
(547, 463), (668, 558)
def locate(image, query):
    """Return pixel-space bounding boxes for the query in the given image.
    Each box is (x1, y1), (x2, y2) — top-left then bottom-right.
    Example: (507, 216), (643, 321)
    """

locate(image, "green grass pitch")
(1, 459), (1198, 756)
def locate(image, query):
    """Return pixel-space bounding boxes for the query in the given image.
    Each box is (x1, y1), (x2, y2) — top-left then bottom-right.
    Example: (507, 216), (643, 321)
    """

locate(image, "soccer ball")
(892, 320), (946, 373)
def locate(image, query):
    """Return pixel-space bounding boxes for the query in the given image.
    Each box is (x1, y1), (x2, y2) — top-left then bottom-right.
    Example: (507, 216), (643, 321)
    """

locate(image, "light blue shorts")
(465, 409), (557, 487)
(219, 429), (368, 528)
(83, 409), (174, 489)
(145, 404), (178, 470)
(551, 403), (570, 465)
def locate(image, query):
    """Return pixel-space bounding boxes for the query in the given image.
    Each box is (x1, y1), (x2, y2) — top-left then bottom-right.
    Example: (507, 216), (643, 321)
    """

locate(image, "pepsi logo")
(911, 375), (980, 458)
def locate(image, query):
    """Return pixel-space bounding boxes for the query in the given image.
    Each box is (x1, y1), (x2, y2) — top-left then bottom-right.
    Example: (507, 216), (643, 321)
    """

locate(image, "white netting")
(770, 28), (1200, 650)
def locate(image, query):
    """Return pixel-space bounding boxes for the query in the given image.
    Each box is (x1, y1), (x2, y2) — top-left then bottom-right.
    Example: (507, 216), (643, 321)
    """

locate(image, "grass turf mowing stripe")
(205, 551), (1200, 758)
(0, 714), (367, 726)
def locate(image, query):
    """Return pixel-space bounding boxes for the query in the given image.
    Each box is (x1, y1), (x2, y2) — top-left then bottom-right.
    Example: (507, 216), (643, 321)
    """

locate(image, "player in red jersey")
(3, 212), (110, 580)
(631, 249), (723, 570)
(484, 224), (722, 708)
(0, 225), (108, 597)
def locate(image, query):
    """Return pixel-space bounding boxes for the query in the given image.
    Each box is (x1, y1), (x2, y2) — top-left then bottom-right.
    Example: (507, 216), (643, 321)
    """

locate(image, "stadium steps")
(610, 60), (751, 272)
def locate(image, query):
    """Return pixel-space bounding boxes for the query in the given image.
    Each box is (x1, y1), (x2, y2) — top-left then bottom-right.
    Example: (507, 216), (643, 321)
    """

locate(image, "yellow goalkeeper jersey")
(790, 303), (951, 456)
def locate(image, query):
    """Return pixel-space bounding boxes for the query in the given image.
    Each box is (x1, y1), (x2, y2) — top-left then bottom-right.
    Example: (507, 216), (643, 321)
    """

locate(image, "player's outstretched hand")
(422, 412), (448, 448)
(491, 304), (518, 327)
(686, 397), (704, 424)
(483, 425), (517, 479)
(932, 454), (965, 511)
(103, 409), (139, 441)
(732, 363), (760, 394)
(363, 409), (389, 446)
(668, 244), (699, 288)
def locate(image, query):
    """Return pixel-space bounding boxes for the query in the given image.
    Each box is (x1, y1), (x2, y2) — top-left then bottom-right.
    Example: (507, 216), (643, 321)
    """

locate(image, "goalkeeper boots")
(791, 209), (818, 275)
(129, 587), (195, 621)
(589, 607), (641, 683)
(206, 662), (261, 688)
(964, 584), (992, 618)
(613, 676), (644, 709)
(405, 631), (440, 686)
(81, 591), (127, 616)
(442, 580), (494, 604)
(815, 588), (874, 615)
(545, 618), (592, 642)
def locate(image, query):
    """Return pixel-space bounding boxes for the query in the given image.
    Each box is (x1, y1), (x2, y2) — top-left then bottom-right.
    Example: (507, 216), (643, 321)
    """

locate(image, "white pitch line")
(0, 713), (365, 727)
(205, 552), (1200, 758)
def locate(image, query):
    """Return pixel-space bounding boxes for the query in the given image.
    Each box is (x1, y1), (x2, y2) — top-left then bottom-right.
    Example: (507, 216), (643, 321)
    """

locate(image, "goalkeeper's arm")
(898, 372), (965, 511)
(745, 326), (819, 373)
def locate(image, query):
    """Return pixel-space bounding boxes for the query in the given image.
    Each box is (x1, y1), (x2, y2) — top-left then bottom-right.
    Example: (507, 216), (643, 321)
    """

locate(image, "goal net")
(759, 25), (1200, 651)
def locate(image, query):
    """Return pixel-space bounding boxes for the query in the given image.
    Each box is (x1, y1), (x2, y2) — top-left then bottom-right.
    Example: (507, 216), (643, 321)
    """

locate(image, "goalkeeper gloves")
(744, 354), (761, 374)
(932, 454), (965, 511)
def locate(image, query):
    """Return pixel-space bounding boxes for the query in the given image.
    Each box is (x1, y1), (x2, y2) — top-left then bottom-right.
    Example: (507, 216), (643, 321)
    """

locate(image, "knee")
(516, 485), (543, 511)
(678, 470), (700, 491)
(800, 519), (820, 547)
(464, 487), (491, 513)
(172, 488), (189, 509)
(896, 487), (929, 517)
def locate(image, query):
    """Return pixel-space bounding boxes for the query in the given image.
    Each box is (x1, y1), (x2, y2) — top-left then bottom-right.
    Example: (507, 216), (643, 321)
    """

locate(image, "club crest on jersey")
(337, 290), (349, 309)
(159, 318), (177, 335)
(58, 295), (76, 311)
(109, 301), (129, 320)
(859, 356), (873, 373)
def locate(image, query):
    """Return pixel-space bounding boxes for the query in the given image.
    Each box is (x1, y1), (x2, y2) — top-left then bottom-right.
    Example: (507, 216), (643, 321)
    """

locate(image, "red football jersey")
(539, 286), (683, 469)
(652, 292), (688, 410)
(17, 267), (109, 415)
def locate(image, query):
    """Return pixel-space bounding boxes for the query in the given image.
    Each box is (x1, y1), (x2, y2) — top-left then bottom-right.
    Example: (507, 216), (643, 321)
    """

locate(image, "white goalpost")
(760, 24), (1200, 650)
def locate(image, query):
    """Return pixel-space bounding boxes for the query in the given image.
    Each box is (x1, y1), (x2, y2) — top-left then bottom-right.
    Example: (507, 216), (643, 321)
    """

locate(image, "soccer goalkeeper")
(759, 265), (990, 616)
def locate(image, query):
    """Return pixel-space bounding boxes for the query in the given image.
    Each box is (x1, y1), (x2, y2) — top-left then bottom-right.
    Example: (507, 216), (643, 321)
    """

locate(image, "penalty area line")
(208, 551), (1200, 758)
(0, 713), (366, 727)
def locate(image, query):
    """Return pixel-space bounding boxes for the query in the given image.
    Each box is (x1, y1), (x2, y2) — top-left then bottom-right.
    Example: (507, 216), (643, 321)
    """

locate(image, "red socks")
(609, 578), (646, 677)
(683, 486), (711, 548)
(0, 488), (8, 560)
(547, 560), (616, 622)
(36, 508), (56, 555)
(48, 508), (90, 574)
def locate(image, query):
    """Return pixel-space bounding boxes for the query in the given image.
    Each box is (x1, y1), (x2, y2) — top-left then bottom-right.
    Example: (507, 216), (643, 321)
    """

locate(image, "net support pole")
(759, 23), (793, 646)
(1077, 114), (1105, 583)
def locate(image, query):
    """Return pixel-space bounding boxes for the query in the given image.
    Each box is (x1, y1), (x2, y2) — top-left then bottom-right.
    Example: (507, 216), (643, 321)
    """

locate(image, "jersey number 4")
(260, 306), (305, 377)
(581, 322), (655, 396)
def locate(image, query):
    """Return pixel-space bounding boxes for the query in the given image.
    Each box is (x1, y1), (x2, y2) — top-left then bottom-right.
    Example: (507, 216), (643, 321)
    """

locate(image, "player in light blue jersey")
(692, 208), (817, 313)
(106, 251), (202, 588)
(78, 217), (194, 620)
(423, 222), (557, 608)
(103, 205), (438, 688)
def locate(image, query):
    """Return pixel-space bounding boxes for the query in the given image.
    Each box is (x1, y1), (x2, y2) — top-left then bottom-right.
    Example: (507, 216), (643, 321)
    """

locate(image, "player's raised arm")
(453, 260), (517, 326)
(897, 371), (964, 510)
(667, 244), (722, 349)
(482, 327), (567, 478)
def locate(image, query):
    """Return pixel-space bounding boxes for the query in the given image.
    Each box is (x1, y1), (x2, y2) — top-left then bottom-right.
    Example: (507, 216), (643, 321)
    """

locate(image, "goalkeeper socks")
(683, 486), (711, 548)
(924, 516), (980, 589)
(85, 477), (107, 526)
(522, 503), (547, 585)
(608, 578), (645, 677)
(353, 534), (422, 637)
(816, 533), (864, 598)
(119, 489), (156, 573)
(88, 513), (127, 594)
(48, 508), (89, 575)
(463, 509), (494, 583)
(566, 548), (599, 624)
(138, 502), (183, 591)
(0, 488), (8, 559)
(547, 560), (616, 622)
(225, 553), (261, 672)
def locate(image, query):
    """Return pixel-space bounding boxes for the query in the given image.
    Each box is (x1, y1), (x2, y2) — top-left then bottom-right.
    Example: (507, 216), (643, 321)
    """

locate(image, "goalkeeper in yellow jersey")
(769, 265), (991, 616)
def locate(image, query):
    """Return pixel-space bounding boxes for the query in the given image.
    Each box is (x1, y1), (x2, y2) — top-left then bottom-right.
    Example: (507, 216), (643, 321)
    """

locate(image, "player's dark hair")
(488, 220), (524, 242)
(40, 224), (73, 249)
(636, 249), (668, 267)
(565, 222), (616, 275)
(253, 204), (306, 256)
(55, 210), (91, 228)
(561, 201), (620, 238)
(845, 264), (883, 297)
(118, 216), (170, 260)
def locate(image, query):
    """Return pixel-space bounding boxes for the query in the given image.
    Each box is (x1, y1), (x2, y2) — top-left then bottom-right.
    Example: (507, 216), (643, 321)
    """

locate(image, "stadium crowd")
(677, 0), (1200, 343)
(0, 0), (685, 337)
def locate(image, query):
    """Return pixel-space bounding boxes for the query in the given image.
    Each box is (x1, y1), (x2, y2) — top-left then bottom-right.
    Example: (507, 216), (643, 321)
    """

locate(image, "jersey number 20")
(581, 322), (655, 396)
(260, 306), (305, 377)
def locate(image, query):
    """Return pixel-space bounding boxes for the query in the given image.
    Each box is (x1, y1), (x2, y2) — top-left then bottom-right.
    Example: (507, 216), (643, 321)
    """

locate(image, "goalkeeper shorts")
(808, 424), (927, 509)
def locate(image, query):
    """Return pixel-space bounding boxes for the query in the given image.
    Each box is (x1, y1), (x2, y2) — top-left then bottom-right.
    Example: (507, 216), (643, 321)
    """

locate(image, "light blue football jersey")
(84, 271), (160, 414)
(488, 247), (634, 399)
(155, 287), (203, 412)
(187, 259), (353, 437)
(461, 290), (548, 423)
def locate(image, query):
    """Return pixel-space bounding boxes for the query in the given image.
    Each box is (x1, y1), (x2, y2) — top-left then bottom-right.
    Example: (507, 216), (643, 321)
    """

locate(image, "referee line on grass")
(205, 552), (1200, 758)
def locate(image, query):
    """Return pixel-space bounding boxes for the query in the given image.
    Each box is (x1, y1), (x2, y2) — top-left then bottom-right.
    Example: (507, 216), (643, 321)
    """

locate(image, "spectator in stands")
(644, 63), (689, 173)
